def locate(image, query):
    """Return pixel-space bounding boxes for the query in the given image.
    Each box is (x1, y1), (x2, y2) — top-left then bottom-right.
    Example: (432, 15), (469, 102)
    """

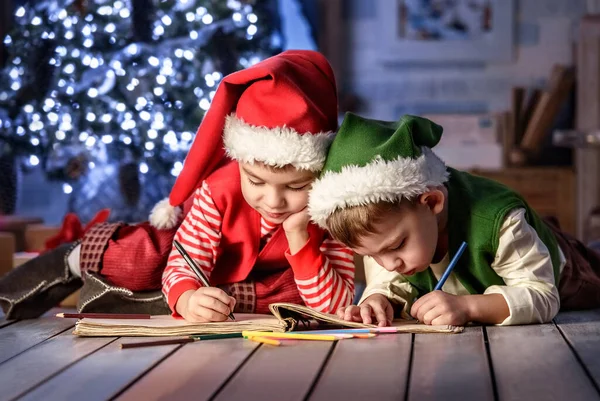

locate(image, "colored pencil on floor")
(56, 313), (151, 319)
(121, 338), (194, 349)
(189, 333), (243, 340)
(120, 332), (244, 349)
(242, 331), (342, 341)
(246, 336), (281, 346)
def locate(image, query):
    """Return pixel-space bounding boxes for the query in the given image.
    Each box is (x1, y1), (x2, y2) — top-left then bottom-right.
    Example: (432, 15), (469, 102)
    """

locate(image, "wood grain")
(0, 331), (114, 400)
(212, 340), (334, 401)
(309, 334), (412, 401)
(555, 309), (600, 390)
(3, 310), (600, 400)
(0, 319), (13, 329)
(116, 339), (259, 401)
(487, 323), (600, 401)
(0, 317), (73, 364)
(407, 327), (494, 401)
(17, 337), (180, 401)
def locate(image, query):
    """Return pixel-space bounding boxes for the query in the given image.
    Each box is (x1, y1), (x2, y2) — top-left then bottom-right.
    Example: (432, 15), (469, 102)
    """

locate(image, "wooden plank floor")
(0, 309), (599, 401)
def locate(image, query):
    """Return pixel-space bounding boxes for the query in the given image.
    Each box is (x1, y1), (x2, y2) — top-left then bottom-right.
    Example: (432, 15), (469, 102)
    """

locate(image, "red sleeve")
(162, 181), (223, 315)
(285, 234), (355, 313)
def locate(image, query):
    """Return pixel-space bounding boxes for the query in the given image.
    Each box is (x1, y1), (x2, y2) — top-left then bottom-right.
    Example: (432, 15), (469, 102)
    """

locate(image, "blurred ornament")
(65, 153), (88, 179)
(45, 143), (90, 181)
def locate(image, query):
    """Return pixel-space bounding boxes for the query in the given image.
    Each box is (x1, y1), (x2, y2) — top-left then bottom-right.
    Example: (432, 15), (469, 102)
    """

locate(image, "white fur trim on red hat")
(149, 198), (182, 229)
(223, 114), (335, 171)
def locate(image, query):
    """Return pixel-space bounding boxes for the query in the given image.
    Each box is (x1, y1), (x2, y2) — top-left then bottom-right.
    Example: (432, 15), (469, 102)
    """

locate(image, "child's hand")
(176, 287), (236, 323)
(282, 207), (311, 234)
(336, 294), (394, 327)
(283, 207), (311, 254)
(410, 291), (471, 326)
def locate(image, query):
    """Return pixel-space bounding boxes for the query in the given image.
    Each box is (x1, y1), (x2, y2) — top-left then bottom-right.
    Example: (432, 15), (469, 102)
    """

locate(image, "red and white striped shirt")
(162, 181), (355, 313)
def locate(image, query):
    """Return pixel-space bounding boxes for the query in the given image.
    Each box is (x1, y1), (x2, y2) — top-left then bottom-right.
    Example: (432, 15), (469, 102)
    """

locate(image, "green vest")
(404, 168), (561, 297)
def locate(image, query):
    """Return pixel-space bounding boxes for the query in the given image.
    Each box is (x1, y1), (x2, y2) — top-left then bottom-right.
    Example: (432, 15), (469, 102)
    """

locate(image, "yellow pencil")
(247, 336), (281, 346)
(241, 331), (340, 341)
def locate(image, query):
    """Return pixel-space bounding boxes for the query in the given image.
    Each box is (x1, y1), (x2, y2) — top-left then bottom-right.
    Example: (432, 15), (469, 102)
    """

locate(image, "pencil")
(434, 241), (468, 291)
(120, 337), (194, 349)
(173, 239), (236, 321)
(242, 331), (340, 341)
(294, 327), (399, 335)
(120, 332), (244, 349)
(55, 313), (151, 319)
(247, 336), (282, 346)
(189, 333), (243, 340)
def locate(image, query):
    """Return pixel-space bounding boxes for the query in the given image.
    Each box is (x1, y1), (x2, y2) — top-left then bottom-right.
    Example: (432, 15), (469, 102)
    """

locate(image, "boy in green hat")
(308, 113), (600, 326)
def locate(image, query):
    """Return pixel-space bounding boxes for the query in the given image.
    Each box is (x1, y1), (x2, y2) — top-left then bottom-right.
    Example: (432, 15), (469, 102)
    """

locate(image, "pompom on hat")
(308, 112), (450, 228)
(150, 50), (339, 229)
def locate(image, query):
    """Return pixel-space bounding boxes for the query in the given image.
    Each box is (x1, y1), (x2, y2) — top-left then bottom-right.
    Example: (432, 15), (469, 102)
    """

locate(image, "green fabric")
(404, 168), (562, 297)
(321, 112), (444, 174)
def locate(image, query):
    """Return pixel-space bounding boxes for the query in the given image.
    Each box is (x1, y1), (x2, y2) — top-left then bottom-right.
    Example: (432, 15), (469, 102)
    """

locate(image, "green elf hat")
(308, 112), (449, 228)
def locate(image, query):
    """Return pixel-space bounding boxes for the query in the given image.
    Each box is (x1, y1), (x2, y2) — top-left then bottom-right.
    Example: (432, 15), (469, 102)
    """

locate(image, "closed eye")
(389, 239), (405, 251)
(247, 178), (264, 186)
(287, 183), (310, 191)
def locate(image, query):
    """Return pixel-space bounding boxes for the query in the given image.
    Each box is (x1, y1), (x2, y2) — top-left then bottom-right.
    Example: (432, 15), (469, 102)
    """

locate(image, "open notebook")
(72, 303), (463, 336)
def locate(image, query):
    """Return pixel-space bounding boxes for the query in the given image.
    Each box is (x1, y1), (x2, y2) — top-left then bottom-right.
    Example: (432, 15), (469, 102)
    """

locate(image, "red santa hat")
(149, 50), (339, 229)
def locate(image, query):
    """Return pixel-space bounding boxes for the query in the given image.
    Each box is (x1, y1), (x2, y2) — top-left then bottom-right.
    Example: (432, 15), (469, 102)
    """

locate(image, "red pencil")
(55, 312), (151, 319)
(120, 338), (194, 349)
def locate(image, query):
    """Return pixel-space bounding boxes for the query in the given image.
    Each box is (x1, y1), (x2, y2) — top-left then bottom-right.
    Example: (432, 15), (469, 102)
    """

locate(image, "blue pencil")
(434, 241), (468, 291)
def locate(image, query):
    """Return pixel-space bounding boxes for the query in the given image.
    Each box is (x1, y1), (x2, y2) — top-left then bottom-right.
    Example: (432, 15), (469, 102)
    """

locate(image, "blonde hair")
(326, 199), (414, 248)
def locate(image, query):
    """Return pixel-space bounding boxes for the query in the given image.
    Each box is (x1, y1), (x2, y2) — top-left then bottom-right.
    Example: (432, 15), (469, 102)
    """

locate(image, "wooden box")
(0, 216), (44, 252)
(471, 167), (576, 235)
(0, 232), (15, 277)
(25, 224), (61, 253)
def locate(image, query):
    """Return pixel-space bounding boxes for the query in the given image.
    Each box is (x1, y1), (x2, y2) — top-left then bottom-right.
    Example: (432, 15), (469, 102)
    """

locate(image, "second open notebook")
(72, 302), (464, 336)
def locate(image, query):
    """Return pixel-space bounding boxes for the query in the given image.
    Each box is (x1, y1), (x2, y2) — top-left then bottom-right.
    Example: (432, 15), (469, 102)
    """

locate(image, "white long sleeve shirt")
(359, 208), (566, 325)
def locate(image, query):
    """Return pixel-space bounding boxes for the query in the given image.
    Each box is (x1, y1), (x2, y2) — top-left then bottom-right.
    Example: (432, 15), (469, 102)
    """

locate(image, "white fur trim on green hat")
(308, 147), (449, 228)
(223, 114), (335, 171)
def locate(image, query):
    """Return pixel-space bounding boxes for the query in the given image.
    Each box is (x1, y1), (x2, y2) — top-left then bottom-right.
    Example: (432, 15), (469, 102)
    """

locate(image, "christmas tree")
(0, 0), (280, 221)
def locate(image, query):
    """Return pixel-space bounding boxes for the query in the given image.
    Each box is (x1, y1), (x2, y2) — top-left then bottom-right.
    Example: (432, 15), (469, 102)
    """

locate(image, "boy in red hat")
(0, 50), (356, 320)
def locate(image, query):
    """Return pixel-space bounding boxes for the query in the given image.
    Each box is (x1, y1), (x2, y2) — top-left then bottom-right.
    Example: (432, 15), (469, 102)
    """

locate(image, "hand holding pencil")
(410, 241), (469, 326)
(173, 240), (236, 322)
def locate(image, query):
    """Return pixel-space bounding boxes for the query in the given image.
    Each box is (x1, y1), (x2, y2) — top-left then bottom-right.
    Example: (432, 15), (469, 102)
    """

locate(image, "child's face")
(239, 162), (317, 224)
(352, 192), (445, 275)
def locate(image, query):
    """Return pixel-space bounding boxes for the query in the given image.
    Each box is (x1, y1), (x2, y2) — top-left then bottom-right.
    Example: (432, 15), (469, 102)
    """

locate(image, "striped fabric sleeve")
(161, 181), (222, 312)
(286, 234), (356, 314)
